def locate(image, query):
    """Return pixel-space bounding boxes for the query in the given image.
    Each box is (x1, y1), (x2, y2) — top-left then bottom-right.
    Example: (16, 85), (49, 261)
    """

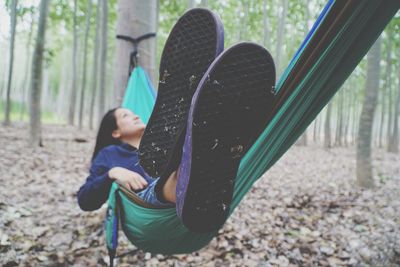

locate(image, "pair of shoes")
(139, 8), (276, 233)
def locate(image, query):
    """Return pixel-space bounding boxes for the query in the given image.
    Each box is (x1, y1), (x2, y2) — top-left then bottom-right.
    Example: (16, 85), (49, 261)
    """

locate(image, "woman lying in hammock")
(77, 108), (177, 210)
(77, 8), (275, 233)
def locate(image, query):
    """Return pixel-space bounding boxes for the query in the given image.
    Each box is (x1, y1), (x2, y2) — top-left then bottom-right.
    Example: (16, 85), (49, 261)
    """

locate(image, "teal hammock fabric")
(106, 0), (399, 256)
(121, 66), (156, 124)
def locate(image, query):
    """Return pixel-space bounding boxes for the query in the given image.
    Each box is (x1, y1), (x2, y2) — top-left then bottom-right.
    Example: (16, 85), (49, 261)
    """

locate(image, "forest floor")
(0, 123), (399, 267)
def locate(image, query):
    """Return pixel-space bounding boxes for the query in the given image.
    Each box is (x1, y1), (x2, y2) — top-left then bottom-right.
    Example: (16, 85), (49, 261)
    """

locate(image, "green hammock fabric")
(106, 0), (399, 255)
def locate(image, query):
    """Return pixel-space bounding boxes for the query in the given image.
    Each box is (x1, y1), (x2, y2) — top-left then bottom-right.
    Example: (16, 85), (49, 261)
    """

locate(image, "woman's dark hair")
(92, 108), (121, 161)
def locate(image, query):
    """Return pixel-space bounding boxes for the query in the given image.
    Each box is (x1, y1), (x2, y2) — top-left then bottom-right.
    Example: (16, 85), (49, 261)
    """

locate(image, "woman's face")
(113, 108), (145, 139)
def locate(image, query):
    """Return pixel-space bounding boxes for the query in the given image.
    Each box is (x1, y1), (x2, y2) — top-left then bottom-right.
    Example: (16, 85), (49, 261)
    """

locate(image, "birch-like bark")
(20, 13), (35, 120)
(89, 1), (101, 129)
(388, 46), (400, 153)
(313, 117), (319, 142)
(29, 0), (50, 146)
(188, 0), (196, 9)
(78, 0), (93, 129)
(324, 102), (332, 148)
(275, 0), (288, 77)
(263, 0), (270, 48)
(4, 0), (18, 126)
(351, 84), (359, 145)
(344, 87), (352, 146)
(387, 68), (394, 148)
(98, 0), (108, 120)
(68, 0), (78, 125)
(335, 90), (344, 146)
(356, 38), (382, 188)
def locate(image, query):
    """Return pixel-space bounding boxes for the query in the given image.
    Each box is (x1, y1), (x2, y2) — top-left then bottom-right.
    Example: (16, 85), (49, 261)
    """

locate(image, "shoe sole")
(139, 8), (224, 178)
(176, 43), (276, 233)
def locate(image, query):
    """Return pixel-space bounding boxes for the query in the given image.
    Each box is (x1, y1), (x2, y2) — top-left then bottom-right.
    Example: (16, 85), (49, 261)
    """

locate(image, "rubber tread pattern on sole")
(139, 8), (224, 178)
(178, 43), (276, 233)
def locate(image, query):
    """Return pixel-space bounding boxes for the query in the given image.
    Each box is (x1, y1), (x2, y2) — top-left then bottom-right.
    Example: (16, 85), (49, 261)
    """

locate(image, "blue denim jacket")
(77, 143), (154, 211)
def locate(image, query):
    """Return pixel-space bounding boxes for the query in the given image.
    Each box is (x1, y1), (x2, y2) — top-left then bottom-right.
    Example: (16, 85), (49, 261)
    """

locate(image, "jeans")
(136, 177), (175, 208)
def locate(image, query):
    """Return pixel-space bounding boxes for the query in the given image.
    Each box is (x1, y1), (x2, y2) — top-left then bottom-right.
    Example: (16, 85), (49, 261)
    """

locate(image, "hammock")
(105, 0), (399, 259)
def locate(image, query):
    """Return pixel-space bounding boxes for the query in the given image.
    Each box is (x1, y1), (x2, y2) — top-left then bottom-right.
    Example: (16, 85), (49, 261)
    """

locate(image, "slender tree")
(113, 0), (157, 105)
(89, 1), (101, 129)
(98, 0), (108, 120)
(388, 46), (400, 153)
(313, 117), (319, 142)
(262, 0), (270, 48)
(378, 38), (392, 147)
(0, 41), (6, 98)
(387, 66), (394, 148)
(4, 0), (18, 126)
(335, 90), (344, 146)
(56, 51), (69, 118)
(324, 102), (332, 148)
(356, 38), (382, 188)
(188, 0), (196, 9)
(68, 0), (78, 125)
(20, 12), (35, 120)
(78, 0), (93, 129)
(29, 0), (50, 146)
(344, 86), (352, 146)
(242, 1), (249, 41)
(318, 109), (323, 142)
(236, 3), (243, 41)
(275, 0), (288, 77)
(351, 83), (359, 145)
(200, 0), (208, 7)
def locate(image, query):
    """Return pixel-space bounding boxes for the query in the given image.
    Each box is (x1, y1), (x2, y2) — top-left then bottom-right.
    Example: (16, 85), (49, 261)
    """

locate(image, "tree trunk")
(318, 110), (323, 143)
(236, 4), (242, 41)
(387, 70), (393, 150)
(56, 52), (68, 118)
(356, 38), (382, 188)
(20, 13), (35, 121)
(113, 0), (157, 106)
(324, 102), (332, 148)
(4, 0), (18, 126)
(275, 0), (288, 77)
(378, 39), (391, 147)
(242, 1), (249, 41)
(42, 70), (50, 111)
(200, 0), (208, 7)
(29, 0), (50, 147)
(335, 90), (344, 146)
(298, 130), (308, 146)
(188, 0), (196, 9)
(344, 87), (352, 146)
(98, 0), (108, 120)
(352, 84), (358, 145)
(388, 46), (400, 153)
(68, 0), (78, 125)
(262, 0), (270, 48)
(313, 116), (319, 142)
(78, 0), (93, 129)
(89, 1), (101, 130)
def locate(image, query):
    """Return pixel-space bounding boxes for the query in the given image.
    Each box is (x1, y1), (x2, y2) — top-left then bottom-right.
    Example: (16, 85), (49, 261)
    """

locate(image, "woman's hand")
(108, 167), (148, 191)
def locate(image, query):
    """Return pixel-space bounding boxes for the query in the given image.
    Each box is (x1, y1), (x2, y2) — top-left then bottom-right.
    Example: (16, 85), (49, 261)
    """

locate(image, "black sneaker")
(176, 42), (276, 233)
(139, 8), (224, 178)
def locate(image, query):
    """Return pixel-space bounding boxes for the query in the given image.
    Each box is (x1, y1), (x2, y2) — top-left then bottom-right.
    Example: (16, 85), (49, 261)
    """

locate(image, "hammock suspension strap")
(116, 33), (156, 76)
